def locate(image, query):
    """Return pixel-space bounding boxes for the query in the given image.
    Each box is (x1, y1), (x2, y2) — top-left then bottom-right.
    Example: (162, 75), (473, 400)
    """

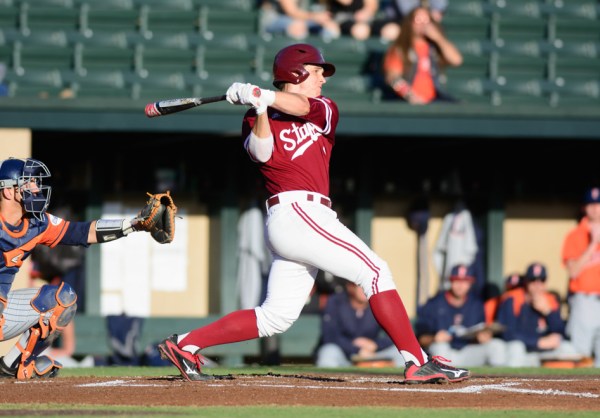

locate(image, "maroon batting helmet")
(272, 43), (336, 88)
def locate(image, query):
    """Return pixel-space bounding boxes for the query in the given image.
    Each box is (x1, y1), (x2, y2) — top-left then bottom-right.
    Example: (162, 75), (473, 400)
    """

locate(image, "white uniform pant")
(428, 338), (507, 367)
(1, 288), (43, 341)
(316, 343), (405, 368)
(504, 339), (580, 367)
(566, 293), (600, 367)
(255, 194), (397, 338)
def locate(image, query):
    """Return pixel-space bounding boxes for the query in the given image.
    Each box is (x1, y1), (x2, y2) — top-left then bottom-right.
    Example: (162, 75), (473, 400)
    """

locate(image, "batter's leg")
(267, 202), (427, 365)
(178, 256), (315, 352)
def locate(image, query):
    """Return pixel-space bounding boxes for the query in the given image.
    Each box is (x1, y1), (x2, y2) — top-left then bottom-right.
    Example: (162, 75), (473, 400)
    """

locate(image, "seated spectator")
(496, 262), (580, 367)
(0, 63), (8, 97)
(325, 0), (401, 42)
(384, 0), (448, 23)
(382, 6), (462, 104)
(315, 281), (404, 367)
(484, 272), (523, 325)
(415, 264), (507, 367)
(260, 0), (341, 41)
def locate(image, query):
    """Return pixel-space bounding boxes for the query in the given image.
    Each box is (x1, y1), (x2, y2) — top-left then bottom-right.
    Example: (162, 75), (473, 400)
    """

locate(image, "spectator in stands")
(496, 262), (579, 367)
(381, 6), (462, 104)
(0, 63), (8, 97)
(484, 272), (523, 325)
(260, 0), (341, 41)
(561, 187), (600, 367)
(384, 0), (448, 23)
(315, 281), (404, 367)
(324, 0), (401, 42)
(415, 264), (507, 367)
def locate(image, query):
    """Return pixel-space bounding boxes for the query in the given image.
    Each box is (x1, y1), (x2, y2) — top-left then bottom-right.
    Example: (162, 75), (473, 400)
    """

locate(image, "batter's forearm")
(271, 91), (311, 116)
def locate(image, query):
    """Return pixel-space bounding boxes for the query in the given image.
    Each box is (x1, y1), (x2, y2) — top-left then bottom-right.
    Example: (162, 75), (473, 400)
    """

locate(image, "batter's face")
(287, 65), (327, 97)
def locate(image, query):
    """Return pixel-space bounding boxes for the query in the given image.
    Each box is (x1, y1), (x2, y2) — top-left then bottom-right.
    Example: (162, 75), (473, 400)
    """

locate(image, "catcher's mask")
(272, 43), (336, 89)
(0, 157), (51, 221)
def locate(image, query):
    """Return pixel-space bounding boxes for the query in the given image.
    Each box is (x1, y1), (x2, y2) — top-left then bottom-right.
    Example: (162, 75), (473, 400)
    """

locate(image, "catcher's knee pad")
(0, 296), (6, 340)
(254, 305), (299, 338)
(17, 355), (62, 380)
(31, 281), (78, 339)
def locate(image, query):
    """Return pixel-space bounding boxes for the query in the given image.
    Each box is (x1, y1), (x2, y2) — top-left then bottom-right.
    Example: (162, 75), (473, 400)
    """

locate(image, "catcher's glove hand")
(136, 191), (177, 244)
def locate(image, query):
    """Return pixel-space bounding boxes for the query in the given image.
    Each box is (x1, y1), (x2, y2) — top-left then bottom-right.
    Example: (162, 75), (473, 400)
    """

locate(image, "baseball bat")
(145, 95), (227, 118)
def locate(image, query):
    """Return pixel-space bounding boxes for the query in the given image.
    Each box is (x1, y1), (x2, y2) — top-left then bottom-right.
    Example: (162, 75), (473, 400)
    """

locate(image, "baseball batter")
(0, 158), (164, 379)
(158, 43), (470, 384)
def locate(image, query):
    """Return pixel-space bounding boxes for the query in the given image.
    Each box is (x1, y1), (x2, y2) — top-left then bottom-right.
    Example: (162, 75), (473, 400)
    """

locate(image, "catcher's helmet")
(0, 157), (51, 221)
(272, 43), (336, 88)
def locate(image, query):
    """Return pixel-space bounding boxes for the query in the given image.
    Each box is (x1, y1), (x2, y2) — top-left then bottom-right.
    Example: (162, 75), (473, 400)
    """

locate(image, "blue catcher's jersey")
(0, 213), (70, 301)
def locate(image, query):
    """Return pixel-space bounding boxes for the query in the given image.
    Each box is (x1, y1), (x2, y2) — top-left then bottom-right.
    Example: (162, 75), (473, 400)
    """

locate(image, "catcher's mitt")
(136, 191), (177, 244)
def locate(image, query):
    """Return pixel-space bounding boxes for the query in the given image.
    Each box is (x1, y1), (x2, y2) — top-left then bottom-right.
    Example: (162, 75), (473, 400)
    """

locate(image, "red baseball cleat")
(157, 335), (214, 382)
(404, 356), (470, 384)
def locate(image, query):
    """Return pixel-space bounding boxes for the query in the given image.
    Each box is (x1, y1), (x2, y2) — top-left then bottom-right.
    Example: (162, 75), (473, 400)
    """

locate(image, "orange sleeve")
(38, 214), (70, 248)
(383, 46), (404, 76)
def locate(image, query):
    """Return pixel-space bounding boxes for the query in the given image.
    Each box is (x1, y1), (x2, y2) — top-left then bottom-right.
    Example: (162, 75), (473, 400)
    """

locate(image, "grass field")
(2, 365), (599, 418)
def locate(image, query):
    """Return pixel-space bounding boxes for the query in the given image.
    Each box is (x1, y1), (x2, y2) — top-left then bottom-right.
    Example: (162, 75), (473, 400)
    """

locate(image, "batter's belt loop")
(266, 193), (332, 210)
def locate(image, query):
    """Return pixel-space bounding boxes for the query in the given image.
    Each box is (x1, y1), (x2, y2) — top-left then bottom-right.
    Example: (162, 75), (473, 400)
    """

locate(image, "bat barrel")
(145, 102), (162, 118)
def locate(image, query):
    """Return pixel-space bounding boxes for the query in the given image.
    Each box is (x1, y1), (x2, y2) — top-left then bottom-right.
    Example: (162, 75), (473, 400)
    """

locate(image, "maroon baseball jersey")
(241, 96), (339, 196)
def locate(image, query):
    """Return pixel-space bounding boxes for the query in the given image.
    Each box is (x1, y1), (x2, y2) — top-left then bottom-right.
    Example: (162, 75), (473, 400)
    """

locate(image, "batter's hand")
(225, 82), (275, 115)
(225, 82), (246, 105)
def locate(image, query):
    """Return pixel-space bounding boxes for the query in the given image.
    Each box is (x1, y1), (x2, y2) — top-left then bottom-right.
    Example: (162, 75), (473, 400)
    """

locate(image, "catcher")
(0, 157), (176, 379)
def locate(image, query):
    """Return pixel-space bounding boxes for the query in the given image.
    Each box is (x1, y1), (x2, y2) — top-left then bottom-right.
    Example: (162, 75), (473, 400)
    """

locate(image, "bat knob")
(145, 102), (161, 118)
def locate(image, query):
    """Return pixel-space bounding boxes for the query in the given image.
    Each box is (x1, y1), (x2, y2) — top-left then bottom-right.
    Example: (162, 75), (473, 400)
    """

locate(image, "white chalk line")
(74, 378), (599, 398)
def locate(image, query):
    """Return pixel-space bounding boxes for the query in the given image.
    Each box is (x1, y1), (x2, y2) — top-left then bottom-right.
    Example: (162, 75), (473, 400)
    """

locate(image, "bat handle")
(199, 95), (227, 104)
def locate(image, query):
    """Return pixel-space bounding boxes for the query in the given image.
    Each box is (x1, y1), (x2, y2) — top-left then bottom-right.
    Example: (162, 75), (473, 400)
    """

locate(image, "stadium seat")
(490, 75), (549, 106)
(76, 44), (136, 74)
(70, 30), (130, 48)
(444, 0), (491, 18)
(19, 2), (80, 35)
(549, 77), (600, 106)
(554, 56), (600, 78)
(552, 17), (600, 42)
(443, 15), (491, 40)
(0, 3), (19, 30)
(195, 0), (253, 11)
(13, 42), (74, 73)
(447, 54), (491, 78)
(13, 29), (69, 47)
(136, 44), (198, 78)
(444, 75), (492, 105)
(4, 68), (67, 98)
(130, 71), (187, 101)
(67, 69), (130, 98)
(543, 0), (599, 19)
(197, 34), (258, 78)
(488, 0), (543, 18)
(202, 7), (259, 37)
(79, 4), (141, 37)
(494, 16), (547, 42)
(138, 3), (201, 38)
(554, 40), (599, 59)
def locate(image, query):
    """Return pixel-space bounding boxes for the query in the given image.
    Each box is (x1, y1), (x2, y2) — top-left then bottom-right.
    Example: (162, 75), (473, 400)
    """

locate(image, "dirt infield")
(2, 372), (599, 411)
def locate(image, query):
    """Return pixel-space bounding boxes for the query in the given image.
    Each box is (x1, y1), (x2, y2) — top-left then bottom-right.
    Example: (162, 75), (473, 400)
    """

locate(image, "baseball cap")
(504, 273), (522, 290)
(449, 264), (476, 282)
(524, 262), (547, 282)
(583, 187), (600, 204)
